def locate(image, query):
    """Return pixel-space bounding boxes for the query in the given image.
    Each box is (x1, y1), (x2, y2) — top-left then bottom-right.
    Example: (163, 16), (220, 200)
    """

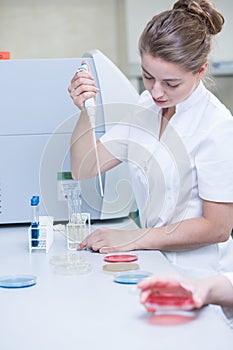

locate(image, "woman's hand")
(79, 227), (150, 253)
(138, 275), (205, 312)
(68, 62), (99, 110)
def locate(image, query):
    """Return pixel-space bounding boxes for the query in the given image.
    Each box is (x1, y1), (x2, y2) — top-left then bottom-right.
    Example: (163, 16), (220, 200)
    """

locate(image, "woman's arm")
(68, 64), (120, 180)
(80, 200), (233, 253)
(196, 275), (233, 307)
(136, 200), (233, 251)
(70, 114), (120, 180)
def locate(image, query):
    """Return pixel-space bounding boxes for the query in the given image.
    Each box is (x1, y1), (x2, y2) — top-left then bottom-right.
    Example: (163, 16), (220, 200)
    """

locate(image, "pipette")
(78, 63), (104, 197)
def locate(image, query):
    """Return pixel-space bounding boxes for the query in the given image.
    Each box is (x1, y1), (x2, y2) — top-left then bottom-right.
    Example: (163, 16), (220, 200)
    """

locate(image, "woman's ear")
(198, 62), (208, 78)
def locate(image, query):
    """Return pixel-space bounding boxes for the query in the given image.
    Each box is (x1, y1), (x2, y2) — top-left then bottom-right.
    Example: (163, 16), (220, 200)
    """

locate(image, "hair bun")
(173, 0), (224, 35)
(173, 0), (192, 11)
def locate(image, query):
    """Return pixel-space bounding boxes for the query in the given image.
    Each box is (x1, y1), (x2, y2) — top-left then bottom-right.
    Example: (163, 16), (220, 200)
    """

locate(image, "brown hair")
(139, 0), (224, 73)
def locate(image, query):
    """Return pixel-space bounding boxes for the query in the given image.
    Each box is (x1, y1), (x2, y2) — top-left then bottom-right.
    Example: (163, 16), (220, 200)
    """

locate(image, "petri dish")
(50, 254), (85, 266)
(50, 254), (92, 275)
(113, 270), (152, 284)
(103, 263), (139, 273)
(104, 253), (138, 263)
(144, 293), (195, 313)
(0, 274), (37, 289)
(54, 262), (91, 275)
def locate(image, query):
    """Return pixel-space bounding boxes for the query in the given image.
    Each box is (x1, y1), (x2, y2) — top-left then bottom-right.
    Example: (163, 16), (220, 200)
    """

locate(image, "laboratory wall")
(1, 0), (233, 71)
(0, 0), (128, 72)
(125, 0), (233, 65)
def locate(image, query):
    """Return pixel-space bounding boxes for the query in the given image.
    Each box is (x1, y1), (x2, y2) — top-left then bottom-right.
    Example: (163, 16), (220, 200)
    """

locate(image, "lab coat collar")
(175, 80), (207, 114)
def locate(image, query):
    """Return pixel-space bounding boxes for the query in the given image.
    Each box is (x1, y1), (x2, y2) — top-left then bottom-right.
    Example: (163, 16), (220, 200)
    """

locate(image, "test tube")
(30, 195), (40, 247)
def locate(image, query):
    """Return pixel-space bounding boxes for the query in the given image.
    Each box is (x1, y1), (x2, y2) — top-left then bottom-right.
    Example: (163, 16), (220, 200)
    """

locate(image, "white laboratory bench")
(0, 218), (233, 350)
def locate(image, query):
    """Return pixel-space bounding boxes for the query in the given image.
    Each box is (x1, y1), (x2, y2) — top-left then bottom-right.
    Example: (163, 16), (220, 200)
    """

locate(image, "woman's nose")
(151, 81), (164, 99)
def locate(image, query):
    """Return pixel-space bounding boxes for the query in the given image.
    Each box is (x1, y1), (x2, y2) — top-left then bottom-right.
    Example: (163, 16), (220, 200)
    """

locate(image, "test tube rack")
(28, 216), (54, 253)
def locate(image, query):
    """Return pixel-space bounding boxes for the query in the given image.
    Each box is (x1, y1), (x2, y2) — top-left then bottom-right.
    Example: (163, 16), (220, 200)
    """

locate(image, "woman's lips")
(153, 98), (168, 104)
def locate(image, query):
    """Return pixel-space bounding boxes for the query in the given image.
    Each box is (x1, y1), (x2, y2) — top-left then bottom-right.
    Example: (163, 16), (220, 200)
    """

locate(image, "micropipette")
(78, 63), (104, 197)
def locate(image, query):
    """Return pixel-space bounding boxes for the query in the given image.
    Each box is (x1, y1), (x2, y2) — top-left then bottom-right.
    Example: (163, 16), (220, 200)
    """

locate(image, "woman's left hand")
(79, 227), (149, 253)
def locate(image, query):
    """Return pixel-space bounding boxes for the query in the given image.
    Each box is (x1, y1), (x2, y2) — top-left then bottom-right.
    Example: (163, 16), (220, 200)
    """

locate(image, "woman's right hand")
(68, 62), (99, 111)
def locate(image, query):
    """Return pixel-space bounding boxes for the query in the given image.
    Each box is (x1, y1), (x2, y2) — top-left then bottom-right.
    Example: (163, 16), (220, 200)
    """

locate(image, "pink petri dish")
(104, 254), (138, 263)
(144, 293), (195, 313)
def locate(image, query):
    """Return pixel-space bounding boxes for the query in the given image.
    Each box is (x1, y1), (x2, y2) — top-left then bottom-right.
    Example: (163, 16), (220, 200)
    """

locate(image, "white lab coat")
(100, 81), (233, 275)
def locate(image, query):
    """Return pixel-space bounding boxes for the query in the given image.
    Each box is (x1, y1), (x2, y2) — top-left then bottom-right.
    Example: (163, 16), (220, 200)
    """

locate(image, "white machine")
(0, 50), (139, 224)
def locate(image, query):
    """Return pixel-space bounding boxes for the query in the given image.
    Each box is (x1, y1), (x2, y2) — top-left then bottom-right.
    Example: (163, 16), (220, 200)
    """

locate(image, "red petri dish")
(104, 254), (138, 263)
(144, 293), (195, 312)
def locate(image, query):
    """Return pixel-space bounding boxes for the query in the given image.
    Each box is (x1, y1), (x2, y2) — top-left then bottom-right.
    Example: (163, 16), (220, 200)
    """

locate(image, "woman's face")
(141, 54), (207, 108)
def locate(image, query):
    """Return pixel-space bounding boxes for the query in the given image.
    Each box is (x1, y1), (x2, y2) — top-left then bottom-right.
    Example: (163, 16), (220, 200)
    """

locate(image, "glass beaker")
(66, 213), (90, 250)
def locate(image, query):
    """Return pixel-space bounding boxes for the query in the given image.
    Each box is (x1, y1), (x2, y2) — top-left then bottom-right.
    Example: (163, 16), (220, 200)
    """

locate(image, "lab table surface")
(0, 219), (233, 350)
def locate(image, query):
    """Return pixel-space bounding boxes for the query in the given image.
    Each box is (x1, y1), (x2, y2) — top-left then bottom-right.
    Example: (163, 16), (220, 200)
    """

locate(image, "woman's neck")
(159, 106), (176, 138)
(162, 106), (176, 121)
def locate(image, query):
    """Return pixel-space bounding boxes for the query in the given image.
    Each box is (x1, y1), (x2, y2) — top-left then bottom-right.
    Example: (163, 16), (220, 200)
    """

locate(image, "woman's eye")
(166, 82), (180, 88)
(143, 74), (154, 80)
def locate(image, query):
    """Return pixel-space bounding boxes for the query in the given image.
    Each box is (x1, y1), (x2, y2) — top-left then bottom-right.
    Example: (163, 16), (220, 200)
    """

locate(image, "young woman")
(68, 0), (233, 275)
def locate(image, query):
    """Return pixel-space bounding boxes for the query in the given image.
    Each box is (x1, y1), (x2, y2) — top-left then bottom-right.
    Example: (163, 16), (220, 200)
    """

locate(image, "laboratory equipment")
(113, 271), (152, 285)
(0, 274), (37, 289)
(66, 213), (90, 250)
(143, 293), (195, 313)
(0, 50), (139, 224)
(30, 196), (40, 247)
(50, 254), (91, 275)
(28, 215), (54, 253)
(0, 51), (10, 60)
(104, 253), (138, 263)
(61, 177), (83, 223)
(29, 195), (54, 252)
(78, 62), (104, 197)
(61, 175), (90, 250)
(102, 263), (140, 273)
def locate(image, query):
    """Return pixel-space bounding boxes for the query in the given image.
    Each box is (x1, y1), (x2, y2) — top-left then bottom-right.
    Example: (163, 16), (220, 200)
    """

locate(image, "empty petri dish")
(50, 254), (85, 266)
(50, 253), (92, 276)
(0, 274), (37, 288)
(54, 262), (91, 275)
(113, 270), (152, 284)
(104, 253), (138, 263)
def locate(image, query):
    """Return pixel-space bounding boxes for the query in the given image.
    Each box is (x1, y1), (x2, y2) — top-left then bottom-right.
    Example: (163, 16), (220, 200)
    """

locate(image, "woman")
(68, 0), (233, 274)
